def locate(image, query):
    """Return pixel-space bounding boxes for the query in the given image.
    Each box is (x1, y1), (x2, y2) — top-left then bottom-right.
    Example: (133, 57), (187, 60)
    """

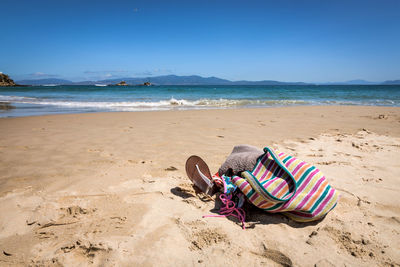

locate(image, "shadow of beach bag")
(232, 147), (339, 222)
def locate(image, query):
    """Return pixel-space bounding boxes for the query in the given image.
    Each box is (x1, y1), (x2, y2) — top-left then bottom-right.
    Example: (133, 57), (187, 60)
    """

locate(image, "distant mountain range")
(382, 80), (400, 85)
(15, 75), (400, 86)
(319, 79), (377, 85)
(16, 78), (74, 85)
(16, 75), (311, 86)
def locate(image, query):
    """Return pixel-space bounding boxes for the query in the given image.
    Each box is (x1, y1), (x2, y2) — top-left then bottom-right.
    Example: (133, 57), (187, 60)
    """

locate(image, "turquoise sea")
(0, 84), (399, 117)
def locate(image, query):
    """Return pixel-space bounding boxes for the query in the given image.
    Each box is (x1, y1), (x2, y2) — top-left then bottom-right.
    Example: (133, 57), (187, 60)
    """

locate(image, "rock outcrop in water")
(0, 73), (18, 86)
(115, 81), (128, 86)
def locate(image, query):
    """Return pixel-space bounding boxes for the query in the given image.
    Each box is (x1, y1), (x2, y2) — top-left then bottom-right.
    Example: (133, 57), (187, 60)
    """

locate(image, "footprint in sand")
(175, 219), (230, 251)
(314, 259), (336, 267)
(60, 205), (96, 218)
(250, 242), (293, 267)
(32, 205), (92, 238)
(376, 114), (389, 120)
(59, 240), (112, 264)
(322, 226), (376, 260)
(190, 228), (229, 250)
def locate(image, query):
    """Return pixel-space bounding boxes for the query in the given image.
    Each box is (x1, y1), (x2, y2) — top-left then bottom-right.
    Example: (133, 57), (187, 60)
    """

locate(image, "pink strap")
(203, 193), (246, 229)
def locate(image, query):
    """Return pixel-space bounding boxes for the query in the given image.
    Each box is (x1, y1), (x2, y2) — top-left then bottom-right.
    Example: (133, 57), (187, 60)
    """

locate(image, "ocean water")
(0, 84), (399, 117)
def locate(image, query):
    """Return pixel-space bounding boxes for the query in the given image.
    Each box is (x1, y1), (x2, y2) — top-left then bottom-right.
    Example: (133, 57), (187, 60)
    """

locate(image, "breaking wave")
(1, 95), (399, 112)
(0, 95), (314, 110)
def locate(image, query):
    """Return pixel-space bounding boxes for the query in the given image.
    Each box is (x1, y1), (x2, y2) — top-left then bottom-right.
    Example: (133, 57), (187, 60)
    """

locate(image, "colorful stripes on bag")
(232, 148), (339, 222)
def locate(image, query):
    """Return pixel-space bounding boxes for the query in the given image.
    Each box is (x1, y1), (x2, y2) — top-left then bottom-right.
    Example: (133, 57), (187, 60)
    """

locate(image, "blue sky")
(1, 0), (399, 82)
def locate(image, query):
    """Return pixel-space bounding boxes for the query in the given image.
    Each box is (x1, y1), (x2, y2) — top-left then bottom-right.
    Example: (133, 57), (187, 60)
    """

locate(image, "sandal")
(185, 155), (218, 195)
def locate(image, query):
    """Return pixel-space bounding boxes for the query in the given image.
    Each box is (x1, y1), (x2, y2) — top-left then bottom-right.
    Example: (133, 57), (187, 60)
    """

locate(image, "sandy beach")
(0, 105), (399, 266)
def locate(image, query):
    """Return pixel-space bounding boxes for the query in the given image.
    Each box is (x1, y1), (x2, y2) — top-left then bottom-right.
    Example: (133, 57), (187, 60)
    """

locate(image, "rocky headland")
(0, 73), (18, 87)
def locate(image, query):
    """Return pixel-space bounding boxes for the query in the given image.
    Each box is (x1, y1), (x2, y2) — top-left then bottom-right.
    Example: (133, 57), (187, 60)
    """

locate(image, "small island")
(115, 81), (128, 86)
(111, 81), (152, 86)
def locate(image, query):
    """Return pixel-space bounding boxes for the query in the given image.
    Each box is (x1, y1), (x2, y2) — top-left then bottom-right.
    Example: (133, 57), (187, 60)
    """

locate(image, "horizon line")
(9, 73), (399, 84)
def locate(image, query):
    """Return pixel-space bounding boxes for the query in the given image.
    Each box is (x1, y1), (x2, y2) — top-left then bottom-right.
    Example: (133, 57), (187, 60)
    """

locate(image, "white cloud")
(30, 72), (58, 78)
(84, 70), (128, 74)
(33, 72), (46, 76)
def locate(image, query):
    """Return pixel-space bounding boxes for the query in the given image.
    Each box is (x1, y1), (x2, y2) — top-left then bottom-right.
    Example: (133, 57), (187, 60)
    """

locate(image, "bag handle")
(244, 147), (297, 203)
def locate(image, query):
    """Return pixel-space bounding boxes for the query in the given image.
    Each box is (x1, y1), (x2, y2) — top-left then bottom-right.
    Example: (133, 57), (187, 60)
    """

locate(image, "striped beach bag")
(232, 147), (339, 222)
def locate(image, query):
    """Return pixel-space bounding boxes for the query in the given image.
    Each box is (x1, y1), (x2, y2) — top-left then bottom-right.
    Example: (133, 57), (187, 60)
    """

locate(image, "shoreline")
(1, 103), (400, 118)
(1, 83), (400, 117)
(1, 105), (399, 136)
(1, 105), (399, 265)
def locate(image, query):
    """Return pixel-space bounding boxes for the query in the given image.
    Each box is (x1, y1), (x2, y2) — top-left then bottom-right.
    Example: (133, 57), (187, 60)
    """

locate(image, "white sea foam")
(0, 95), (314, 109)
(1, 94), (398, 112)
(0, 95), (38, 101)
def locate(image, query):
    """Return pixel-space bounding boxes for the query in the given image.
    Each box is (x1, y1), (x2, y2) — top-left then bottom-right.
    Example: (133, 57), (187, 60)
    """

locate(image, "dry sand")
(0, 106), (399, 266)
